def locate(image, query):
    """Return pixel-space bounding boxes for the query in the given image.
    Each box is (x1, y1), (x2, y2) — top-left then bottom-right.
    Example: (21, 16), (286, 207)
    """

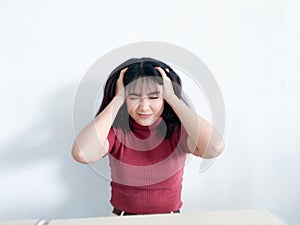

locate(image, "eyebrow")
(128, 91), (160, 96)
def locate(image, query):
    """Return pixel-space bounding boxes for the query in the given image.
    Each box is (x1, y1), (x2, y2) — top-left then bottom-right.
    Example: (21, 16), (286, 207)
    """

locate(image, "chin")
(136, 118), (156, 126)
(137, 120), (151, 126)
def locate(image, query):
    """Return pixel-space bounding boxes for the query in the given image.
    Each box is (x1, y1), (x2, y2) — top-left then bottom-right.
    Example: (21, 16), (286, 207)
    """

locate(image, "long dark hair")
(96, 57), (188, 139)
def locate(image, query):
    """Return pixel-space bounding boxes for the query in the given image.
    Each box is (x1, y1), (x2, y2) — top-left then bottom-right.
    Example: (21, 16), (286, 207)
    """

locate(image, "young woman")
(72, 57), (224, 216)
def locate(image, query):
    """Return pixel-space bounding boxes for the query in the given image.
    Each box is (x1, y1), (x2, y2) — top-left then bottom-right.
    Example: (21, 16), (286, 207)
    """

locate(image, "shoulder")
(169, 125), (190, 153)
(107, 127), (126, 153)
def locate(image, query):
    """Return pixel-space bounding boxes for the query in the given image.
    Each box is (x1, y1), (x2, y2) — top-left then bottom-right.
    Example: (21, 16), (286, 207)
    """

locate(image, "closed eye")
(128, 93), (140, 100)
(149, 96), (159, 99)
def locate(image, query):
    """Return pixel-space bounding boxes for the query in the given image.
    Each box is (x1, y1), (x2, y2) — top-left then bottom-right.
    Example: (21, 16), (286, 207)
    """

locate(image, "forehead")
(126, 77), (162, 94)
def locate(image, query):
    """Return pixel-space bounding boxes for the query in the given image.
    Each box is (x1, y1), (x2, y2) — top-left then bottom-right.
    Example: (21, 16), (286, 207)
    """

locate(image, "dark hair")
(96, 57), (188, 139)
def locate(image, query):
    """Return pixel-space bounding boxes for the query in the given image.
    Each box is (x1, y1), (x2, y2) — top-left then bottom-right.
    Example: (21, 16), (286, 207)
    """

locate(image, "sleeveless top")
(107, 117), (189, 214)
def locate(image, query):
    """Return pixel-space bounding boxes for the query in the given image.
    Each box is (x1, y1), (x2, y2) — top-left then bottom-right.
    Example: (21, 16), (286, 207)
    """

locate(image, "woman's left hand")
(155, 67), (175, 101)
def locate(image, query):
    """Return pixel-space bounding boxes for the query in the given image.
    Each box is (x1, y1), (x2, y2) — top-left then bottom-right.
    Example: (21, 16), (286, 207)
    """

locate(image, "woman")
(72, 57), (224, 215)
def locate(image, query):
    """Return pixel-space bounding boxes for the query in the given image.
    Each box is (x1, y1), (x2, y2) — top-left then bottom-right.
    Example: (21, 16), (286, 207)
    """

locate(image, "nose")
(138, 98), (150, 111)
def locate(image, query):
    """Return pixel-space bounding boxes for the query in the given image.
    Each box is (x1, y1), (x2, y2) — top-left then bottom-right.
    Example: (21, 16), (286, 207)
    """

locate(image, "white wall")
(0, 0), (298, 224)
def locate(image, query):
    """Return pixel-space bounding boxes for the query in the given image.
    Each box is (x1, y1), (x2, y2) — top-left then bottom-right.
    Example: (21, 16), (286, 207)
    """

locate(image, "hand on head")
(115, 66), (176, 103)
(155, 67), (175, 101)
(115, 67), (128, 101)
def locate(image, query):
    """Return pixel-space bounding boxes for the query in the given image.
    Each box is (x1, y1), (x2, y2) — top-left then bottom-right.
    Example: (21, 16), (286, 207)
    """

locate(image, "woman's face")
(125, 77), (164, 126)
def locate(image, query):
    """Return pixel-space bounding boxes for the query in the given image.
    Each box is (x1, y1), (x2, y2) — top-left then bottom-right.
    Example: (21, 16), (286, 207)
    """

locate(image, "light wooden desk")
(49, 210), (286, 225)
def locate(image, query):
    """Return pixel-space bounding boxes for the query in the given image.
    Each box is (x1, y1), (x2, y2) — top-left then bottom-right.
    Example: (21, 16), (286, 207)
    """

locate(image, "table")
(49, 210), (286, 225)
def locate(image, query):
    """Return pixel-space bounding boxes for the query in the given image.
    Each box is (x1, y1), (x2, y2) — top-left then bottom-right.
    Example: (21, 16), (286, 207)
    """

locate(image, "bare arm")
(71, 68), (127, 163)
(156, 67), (225, 158)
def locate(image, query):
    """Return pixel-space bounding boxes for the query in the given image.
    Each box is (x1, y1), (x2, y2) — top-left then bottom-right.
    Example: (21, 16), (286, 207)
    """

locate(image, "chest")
(111, 133), (180, 166)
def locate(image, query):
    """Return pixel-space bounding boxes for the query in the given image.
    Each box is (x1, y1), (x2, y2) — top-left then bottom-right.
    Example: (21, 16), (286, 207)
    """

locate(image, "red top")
(107, 117), (189, 214)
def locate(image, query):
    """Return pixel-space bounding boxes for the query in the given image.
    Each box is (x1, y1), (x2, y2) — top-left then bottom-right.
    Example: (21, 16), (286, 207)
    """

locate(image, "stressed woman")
(71, 58), (225, 215)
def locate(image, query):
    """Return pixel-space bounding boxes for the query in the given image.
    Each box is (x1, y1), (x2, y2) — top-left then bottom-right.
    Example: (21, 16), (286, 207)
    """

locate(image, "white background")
(0, 0), (299, 224)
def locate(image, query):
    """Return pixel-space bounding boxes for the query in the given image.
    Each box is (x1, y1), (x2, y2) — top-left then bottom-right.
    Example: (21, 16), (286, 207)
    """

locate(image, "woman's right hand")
(115, 67), (128, 101)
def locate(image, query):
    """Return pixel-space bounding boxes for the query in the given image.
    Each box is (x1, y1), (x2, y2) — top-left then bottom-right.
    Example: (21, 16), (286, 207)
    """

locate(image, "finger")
(155, 67), (168, 79)
(119, 67), (128, 80)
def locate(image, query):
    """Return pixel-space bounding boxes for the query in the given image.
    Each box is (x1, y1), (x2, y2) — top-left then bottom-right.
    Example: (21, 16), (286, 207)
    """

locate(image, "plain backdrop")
(0, 0), (299, 224)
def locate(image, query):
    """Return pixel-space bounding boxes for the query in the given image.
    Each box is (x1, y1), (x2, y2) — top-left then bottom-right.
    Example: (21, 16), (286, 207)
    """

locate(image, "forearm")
(72, 96), (123, 163)
(165, 94), (224, 158)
